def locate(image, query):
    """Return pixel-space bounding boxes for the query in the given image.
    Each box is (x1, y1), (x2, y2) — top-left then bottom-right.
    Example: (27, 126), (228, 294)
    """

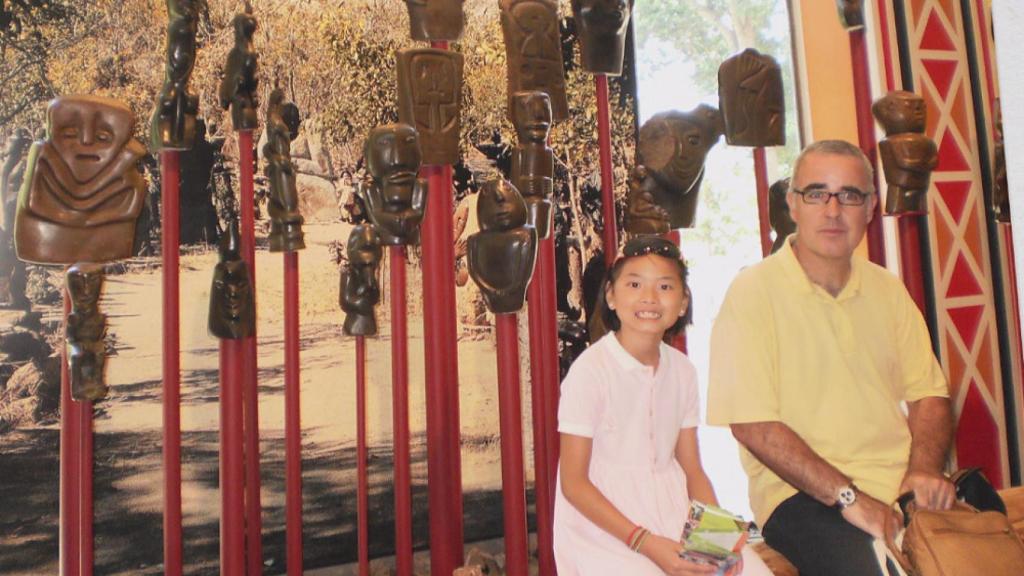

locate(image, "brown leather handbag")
(887, 500), (1024, 575)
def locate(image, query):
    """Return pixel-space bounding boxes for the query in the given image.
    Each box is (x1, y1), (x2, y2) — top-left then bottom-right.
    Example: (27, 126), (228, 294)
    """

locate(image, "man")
(707, 140), (954, 575)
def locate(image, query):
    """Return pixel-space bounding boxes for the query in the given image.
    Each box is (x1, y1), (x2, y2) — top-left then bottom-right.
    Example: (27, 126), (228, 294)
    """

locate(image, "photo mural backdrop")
(0, 1), (637, 573)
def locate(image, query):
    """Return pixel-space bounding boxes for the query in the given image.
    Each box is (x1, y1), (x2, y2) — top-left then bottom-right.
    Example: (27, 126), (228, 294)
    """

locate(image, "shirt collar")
(777, 235), (863, 301)
(602, 332), (660, 373)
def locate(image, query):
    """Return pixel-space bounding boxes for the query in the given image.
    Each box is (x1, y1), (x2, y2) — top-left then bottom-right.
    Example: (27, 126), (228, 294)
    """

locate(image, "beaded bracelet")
(625, 525), (643, 548)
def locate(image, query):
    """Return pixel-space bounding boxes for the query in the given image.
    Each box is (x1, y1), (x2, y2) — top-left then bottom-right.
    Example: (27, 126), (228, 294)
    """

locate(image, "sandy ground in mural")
(0, 222), (534, 575)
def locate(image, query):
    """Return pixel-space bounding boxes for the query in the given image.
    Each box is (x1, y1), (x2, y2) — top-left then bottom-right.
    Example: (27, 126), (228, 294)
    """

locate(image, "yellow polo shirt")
(707, 238), (948, 526)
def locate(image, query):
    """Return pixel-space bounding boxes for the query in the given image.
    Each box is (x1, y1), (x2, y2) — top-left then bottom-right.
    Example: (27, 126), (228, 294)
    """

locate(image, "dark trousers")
(763, 492), (899, 576)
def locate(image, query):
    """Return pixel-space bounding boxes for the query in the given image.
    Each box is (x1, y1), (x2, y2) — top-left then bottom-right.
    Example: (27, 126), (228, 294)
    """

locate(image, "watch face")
(838, 486), (857, 507)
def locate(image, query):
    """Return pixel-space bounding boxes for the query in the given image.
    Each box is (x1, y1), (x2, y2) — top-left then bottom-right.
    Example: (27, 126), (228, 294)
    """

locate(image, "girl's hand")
(638, 534), (717, 575)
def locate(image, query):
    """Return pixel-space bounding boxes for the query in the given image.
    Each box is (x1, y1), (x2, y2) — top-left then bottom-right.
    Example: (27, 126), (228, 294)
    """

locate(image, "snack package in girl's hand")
(679, 501), (750, 574)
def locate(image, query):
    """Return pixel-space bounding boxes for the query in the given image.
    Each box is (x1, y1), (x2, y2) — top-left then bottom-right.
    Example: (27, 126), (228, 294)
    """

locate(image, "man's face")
(787, 153), (876, 263)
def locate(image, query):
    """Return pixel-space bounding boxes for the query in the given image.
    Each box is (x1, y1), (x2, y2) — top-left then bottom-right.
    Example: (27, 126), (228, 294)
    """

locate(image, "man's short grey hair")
(792, 140), (876, 194)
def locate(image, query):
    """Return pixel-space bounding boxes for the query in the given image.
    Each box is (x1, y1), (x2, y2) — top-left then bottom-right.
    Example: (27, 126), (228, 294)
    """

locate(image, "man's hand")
(840, 491), (902, 539)
(639, 534), (717, 575)
(900, 469), (955, 510)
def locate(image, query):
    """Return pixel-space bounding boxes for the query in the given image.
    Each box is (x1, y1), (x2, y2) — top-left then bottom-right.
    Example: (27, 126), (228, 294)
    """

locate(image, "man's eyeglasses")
(792, 187), (870, 206)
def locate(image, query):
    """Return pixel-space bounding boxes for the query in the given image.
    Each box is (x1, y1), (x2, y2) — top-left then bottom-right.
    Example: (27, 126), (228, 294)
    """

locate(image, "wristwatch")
(835, 484), (858, 510)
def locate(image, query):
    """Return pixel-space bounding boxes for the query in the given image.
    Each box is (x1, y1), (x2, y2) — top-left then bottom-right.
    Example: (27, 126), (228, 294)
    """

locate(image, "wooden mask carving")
(361, 124), (428, 246)
(625, 165), (669, 234)
(209, 220), (254, 340)
(768, 177), (794, 253)
(468, 179), (538, 314)
(397, 48), (464, 166)
(263, 89), (306, 251)
(151, 0), (202, 151)
(836, 0), (864, 30)
(993, 100), (1009, 223)
(872, 91), (937, 215)
(404, 0), (465, 42)
(500, 0), (570, 122)
(717, 48), (785, 147)
(635, 105), (723, 229)
(219, 3), (259, 131)
(66, 263), (107, 401)
(339, 223), (383, 337)
(15, 96), (147, 265)
(571, 0), (634, 76)
(511, 91), (555, 238)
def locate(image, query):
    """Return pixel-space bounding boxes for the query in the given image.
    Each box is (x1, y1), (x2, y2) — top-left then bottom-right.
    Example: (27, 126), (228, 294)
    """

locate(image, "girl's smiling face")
(605, 254), (689, 340)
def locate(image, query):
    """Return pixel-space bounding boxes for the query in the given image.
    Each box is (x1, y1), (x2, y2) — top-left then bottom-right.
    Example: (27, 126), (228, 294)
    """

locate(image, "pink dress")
(553, 333), (771, 575)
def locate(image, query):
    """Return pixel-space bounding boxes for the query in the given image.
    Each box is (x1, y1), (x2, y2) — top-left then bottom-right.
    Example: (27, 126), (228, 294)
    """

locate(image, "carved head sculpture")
(209, 220), (254, 340)
(510, 91), (555, 238)
(151, 0), (202, 150)
(218, 3), (259, 131)
(993, 100), (1009, 223)
(768, 177), (794, 253)
(339, 223), (383, 336)
(66, 263), (107, 401)
(15, 96), (147, 265)
(362, 124), (427, 246)
(263, 88), (305, 251)
(397, 48), (464, 166)
(635, 105), (724, 228)
(468, 178), (538, 314)
(625, 165), (670, 235)
(872, 91), (937, 215)
(500, 0), (570, 121)
(836, 0), (864, 29)
(571, 0), (634, 76)
(872, 90), (927, 135)
(718, 48), (785, 147)
(404, 0), (465, 41)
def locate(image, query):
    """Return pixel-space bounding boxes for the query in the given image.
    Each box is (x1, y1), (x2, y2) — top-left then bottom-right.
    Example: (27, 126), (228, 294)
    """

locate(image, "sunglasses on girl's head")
(621, 239), (680, 260)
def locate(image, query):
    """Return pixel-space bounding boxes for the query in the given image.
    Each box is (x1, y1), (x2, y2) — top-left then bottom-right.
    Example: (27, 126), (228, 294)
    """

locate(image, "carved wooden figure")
(218, 2), (259, 131)
(339, 224), (383, 336)
(836, 0), (864, 30)
(625, 165), (670, 235)
(209, 219), (254, 340)
(404, 0), (465, 42)
(718, 48), (785, 147)
(634, 105), (723, 228)
(151, 0), (202, 150)
(361, 124), (428, 246)
(571, 0), (634, 76)
(768, 177), (794, 254)
(993, 100), (1009, 222)
(872, 91), (937, 215)
(66, 264), (108, 401)
(468, 178), (538, 314)
(15, 96), (147, 265)
(397, 48), (464, 166)
(263, 88), (306, 251)
(500, 0), (570, 121)
(510, 91), (555, 238)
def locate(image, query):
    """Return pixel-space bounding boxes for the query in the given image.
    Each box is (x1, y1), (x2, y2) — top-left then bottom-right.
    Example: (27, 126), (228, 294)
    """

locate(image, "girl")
(554, 236), (771, 576)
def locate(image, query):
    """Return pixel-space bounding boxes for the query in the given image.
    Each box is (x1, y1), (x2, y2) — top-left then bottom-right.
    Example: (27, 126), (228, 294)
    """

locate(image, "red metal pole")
(79, 396), (93, 576)
(284, 251), (303, 575)
(219, 339), (246, 576)
(850, 28), (887, 267)
(527, 236), (560, 576)
(420, 159), (464, 575)
(389, 246), (413, 576)
(495, 314), (529, 576)
(237, 130), (264, 576)
(355, 335), (370, 576)
(753, 148), (772, 258)
(897, 216), (928, 314)
(60, 291), (80, 576)
(596, 74), (618, 268)
(161, 150), (183, 576)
